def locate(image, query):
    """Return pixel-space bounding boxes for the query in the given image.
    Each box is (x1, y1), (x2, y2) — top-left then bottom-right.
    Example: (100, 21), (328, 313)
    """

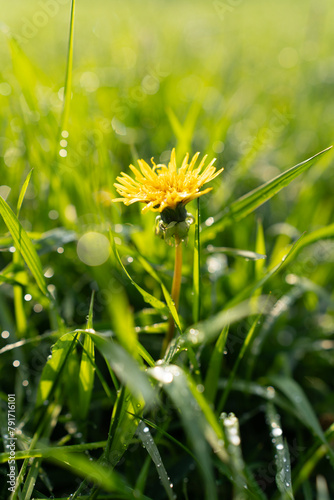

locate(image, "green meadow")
(0, 0), (334, 498)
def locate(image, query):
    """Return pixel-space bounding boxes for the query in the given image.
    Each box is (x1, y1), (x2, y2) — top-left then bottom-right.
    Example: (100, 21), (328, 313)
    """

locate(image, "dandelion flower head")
(112, 148), (224, 214)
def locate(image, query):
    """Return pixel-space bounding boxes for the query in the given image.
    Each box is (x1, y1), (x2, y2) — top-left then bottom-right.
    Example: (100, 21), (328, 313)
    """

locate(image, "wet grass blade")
(179, 296), (271, 347)
(206, 245), (266, 261)
(270, 377), (334, 465)
(225, 235), (306, 309)
(266, 403), (294, 499)
(90, 332), (155, 405)
(204, 325), (229, 404)
(21, 457), (41, 500)
(0, 196), (48, 296)
(218, 313), (263, 413)
(36, 332), (79, 408)
(255, 218), (266, 279)
(78, 294), (96, 419)
(149, 364), (219, 500)
(219, 413), (250, 498)
(202, 147), (333, 242)
(136, 421), (175, 500)
(47, 449), (129, 494)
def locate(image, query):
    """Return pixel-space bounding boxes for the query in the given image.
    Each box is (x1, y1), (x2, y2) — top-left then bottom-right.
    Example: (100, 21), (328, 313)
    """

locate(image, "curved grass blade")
(135, 251), (182, 332)
(136, 342), (155, 367)
(36, 332), (79, 408)
(46, 449), (129, 494)
(78, 294), (96, 419)
(90, 332), (155, 405)
(0, 196), (48, 296)
(17, 169), (33, 216)
(218, 313), (264, 413)
(255, 218), (266, 279)
(0, 274), (25, 287)
(21, 457), (41, 500)
(204, 325), (229, 404)
(226, 234), (306, 309)
(59, 0), (76, 137)
(247, 286), (304, 379)
(206, 245), (266, 261)
(266, 403), (294, 500)
(0, 441), (107, 463)
(270, 377), (334, 464)
(294, 222), (334, 252)
(219, 413), (249, 498)
(293, 424), (334, 494)
(136, 421), (175, 500)
(110, 232), (170, 316)
(149, 364), (219, 500)
(179, 296), (271, 347)
(202, 146), (333, 242)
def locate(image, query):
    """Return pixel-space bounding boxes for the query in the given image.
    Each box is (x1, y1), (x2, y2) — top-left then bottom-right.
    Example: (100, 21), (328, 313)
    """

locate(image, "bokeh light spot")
(77, 232), (111, 266)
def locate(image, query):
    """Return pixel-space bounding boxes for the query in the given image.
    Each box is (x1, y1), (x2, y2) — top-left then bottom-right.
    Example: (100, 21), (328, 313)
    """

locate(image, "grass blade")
(59, 0), (76, 136)
(36, 332), (78, 408)
(266, 403), (295, 500)
(219, 413), (249, 497)
(204, 325), (229, 404)
(90, 332), (155, 405)
(17, 169), (33, 216)
(202, 147), (333, 242)
(136, 421), (175, 500)
(270, 377), (334, 464)
(293, 424), (334, 494)
(255, 218), (266, 279)
(179, 296), (271, 347)
(206, 245), (266, 261)
(217, 313), (263, 413)
(47, 449), (128, 494)
(226, 234), (306, 309)
(110, 233), (170, 316)
(0, 196), (48, 296)
(78, 295), (96, 419)
(193, 198), (201, 323)
(149, 364), (219, 500)
(135, 251), (183, 332)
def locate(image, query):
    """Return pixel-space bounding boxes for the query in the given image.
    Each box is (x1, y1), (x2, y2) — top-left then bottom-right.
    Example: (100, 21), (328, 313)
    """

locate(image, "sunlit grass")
(0, 0), (334, 498)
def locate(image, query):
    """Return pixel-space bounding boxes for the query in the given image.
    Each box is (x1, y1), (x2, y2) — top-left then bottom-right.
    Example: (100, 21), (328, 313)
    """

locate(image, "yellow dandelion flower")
(112, 148), (224, 214)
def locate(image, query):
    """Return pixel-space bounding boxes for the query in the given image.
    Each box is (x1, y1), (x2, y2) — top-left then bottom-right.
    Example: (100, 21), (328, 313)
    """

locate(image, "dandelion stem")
(162, 238), (183, 355)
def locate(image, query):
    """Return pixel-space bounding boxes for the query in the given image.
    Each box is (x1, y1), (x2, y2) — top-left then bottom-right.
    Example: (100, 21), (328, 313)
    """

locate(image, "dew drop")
(205, 217), (214, 227)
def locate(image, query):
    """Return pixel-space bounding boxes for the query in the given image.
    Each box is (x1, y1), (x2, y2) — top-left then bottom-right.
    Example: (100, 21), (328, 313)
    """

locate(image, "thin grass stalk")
(193, 198), (201, 323)
(59, 0), (76, 137)
(162, 238), (183, 355)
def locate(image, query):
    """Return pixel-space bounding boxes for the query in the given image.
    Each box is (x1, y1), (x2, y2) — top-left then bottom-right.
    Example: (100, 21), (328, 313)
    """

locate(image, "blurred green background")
(1, 0), (333, 330)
